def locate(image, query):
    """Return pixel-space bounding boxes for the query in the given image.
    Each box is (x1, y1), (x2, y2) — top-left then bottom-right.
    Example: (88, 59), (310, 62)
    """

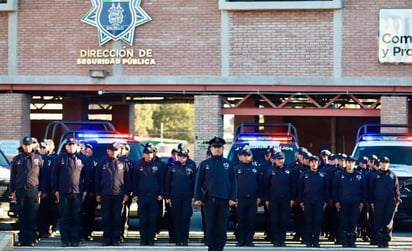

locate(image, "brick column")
(194, 95), (223, 163)
(0, 93), (31, 156)
(380, 96), (409, 133)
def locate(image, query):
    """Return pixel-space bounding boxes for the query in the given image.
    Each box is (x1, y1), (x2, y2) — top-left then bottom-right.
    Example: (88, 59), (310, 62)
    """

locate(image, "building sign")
(379, 8), (412, 64)
(81, 0), (151, 45)
(76, 48), (156, 65)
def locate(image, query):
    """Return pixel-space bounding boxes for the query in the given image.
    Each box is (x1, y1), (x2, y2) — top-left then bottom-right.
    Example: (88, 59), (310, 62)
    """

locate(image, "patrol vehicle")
(226, 122), (300, 228)
(0, 148), (16, 225)
(351, 124), (412, 222)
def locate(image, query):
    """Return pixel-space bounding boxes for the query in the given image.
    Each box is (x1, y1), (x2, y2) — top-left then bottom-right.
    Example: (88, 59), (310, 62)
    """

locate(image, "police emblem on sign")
(81, 0), (152, 45)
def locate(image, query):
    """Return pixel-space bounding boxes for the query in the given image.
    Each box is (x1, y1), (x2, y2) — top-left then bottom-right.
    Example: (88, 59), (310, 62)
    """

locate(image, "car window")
(0, 150), (10, 181)
(353, 146), (412, 165)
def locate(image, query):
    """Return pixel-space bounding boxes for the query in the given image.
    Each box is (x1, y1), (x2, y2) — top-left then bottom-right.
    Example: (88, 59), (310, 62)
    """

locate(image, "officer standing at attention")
(10, 136), (44, 247)
(132, 143), (165, 246)
(264, 151), (293, 247)
(369, 157), (401, 248)
(51, 138), (90, 247)
(333, 156), (367, 247)
(165, 147), (196, 246)
(298, 155), (328, 248)
(194, 137), (237, 251)
(95, 142), (130, 246)
(234, 145), (261, 247)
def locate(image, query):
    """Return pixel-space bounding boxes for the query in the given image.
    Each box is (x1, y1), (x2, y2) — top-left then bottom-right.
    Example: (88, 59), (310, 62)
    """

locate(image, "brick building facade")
(0, 0), (411, 161)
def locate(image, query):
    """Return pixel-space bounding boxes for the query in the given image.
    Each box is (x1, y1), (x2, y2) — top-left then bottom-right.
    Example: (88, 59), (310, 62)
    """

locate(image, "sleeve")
(393, 173), (402, 204)
(332, 172), (340, 203)
(131, 161), (139, 196)
(51, 156), (60, 193)
(9, 156), (18, 193)
(368, 173), (376, 204)
(194, 161), (205, 201)
(263, 168), (271, 202)
(361, 174), (367, 204)
(229, 163), (238, 201)
(81, 156), (91, 193)
(297, 172), (304, 202)
(94, 162), (102, 196)
(164, 165), (172, 199)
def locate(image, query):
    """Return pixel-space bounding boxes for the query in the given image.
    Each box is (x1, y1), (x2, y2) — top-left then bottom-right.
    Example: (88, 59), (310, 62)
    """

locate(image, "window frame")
(218, 0), (343, 10)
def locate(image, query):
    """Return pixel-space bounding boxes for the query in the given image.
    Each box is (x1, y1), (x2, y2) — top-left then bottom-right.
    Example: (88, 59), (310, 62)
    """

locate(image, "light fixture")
(89, 69), (109, 78)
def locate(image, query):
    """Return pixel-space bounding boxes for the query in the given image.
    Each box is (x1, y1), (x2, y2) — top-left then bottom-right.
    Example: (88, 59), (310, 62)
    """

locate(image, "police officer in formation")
(234, 145), (261, 247)
(369, 157), (401, 248)
(132, 143), (165, 246)
(10, 136), (44, 247)
(51, 138), (90, 247)
(298, 155), (328, 248)
(165, 147), (196, 246)
(194, 136), (237, 251)
(333, 155), (367, 247)
(264, 151), (293, 247)
(95, 142), (130, 246)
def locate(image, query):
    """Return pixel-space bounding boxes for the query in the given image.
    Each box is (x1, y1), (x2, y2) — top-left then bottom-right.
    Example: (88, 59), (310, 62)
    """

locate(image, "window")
(0, 0), (17, 11)
(219, 0), (343, 10)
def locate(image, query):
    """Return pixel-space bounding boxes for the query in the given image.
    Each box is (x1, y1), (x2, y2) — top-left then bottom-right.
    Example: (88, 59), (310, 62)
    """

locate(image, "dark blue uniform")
(165, 159), (196, 246)
(132, 158), (165, 245)
(10, 150), (43, 246)
(333, 169), (367, 247)
(95, 155), (130, 245)
(298, 168), (328, 247)
(289, 160), (307, 242)
(194, 155), (237, 251)
(234, 161), (261, 247)
(369, 168), (401, 248)
(264, 163), (293, 247)
(51, 151), (89, 246)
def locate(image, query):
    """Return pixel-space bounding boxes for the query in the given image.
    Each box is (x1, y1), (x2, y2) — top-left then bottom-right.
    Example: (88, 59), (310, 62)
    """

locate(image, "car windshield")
(353, 146), (412, 165)
(81, 140), (143, 163)
(0, 150), (10, 181)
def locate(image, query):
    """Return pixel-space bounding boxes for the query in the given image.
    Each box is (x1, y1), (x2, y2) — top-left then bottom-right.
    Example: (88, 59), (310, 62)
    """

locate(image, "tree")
(134, 104), (157, 137)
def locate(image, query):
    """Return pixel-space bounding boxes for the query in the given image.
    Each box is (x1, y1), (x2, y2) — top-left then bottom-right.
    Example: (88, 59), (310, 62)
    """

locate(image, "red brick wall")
(0, 94), (31, 141)
(0, 13), (7, 75)
(230, 10), (334, 76)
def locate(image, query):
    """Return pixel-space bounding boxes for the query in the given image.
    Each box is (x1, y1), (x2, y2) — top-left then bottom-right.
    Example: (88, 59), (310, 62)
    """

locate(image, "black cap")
(309, 155), (319, 162)
(177, 148), (189, 157)
(39, 141), (47, 148)
(297, 147), (308, 155)
(329, 154), (337, 160)
(320, 149), (331, 156)
(85, 143), (93, 149)
(22, 136), (33, 145)
(143, 143), (154, 153)
(337, 153), (347, 160)
(271, 151), (285, 159)
(359, 156), (369, 164)
(303, 151), (313, 159)
(208, 136), (226, 147)
(381, 156), (390, 163)
(65, 138), (78, 145)
(107, 142), (120, 151)
(238, 145), (252, 155)
(346, 155), (356, 162)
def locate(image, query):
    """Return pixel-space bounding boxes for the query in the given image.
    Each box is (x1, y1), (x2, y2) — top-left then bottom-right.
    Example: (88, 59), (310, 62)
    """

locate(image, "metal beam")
(222, 108), (380, 117)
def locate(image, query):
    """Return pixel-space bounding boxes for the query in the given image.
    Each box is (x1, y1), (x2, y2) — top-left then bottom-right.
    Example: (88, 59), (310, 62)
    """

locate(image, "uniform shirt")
(298, 169), (328, 204)
(235, 162), (261, 199)
(132, 158), (164, 197)
(95, 156), (130, 196)
(369, 169), (401, 204)
(51, 152), (89, 194)
(290, 162), (308, 201)
(264, 164), (293, 201)
(39, 154), (53, 193)
(10, 152), (43, 192)
(194, 155), (237, 201)
(332, 169), (367, 204)
(165, 161), (196, 198)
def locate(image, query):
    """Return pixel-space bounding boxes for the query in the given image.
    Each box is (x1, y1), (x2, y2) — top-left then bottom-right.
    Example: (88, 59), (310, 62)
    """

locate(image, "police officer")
(194, 136), (237, 251)
(357, 156), (370, 242)
(234, 145), (261, 247)
(51, 138), (90, 247)
(10, 136), (44, 247)
(119, 143), (133, 242)
(333, 155), (367, 247)
(80, 143), (98, 241)
(165, 147), (196, 246)
(264, 151), (293, 247)
(132, 143), (165, 246)
(369, 157), (401, 248)
(95, 142), (130, 246)
(298, 155), (328, 248)
(37, 140), (56, 239)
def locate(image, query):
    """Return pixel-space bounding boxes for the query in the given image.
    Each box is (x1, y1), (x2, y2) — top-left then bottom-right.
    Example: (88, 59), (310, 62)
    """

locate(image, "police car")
(351, 124), (412, 222)
(0, 148), (16, 224)
(226, 122), (300, 228)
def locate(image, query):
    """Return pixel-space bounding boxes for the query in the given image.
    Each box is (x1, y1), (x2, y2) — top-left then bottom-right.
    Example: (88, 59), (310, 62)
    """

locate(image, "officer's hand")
(82, 192), (87, 202)
(256, 198), (261, 206)
(37, 192), (42, 203)
(299, 202), (304, 210)
(54, 191), (60, 203)
(123, 194), (129, 202)
(359, 203), (364, 212)
(193, 200), (202, 206)
(10, 192), (16, 202)
(96, 195), (101, 203)
(157, 195), (163, 201)
(228, 200), (237, 207)
(132, 196), (138, 203)
(289, 200), (294, 208)
(265, 201), (269, 209)
(370, 203), (374, 211)
(335, 202), (341, 211)
(166, 199), (172, 207)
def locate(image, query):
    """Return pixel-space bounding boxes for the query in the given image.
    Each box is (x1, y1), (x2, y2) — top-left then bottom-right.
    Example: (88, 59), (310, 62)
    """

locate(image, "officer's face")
(380, 162), (390, 171)
(65, 143), (77, 154)
(22, 144), (33, 153)
(177, 154), (187, 164)
(309, 160), (318, 171)
(346, 160), (355, 171)
(143, 152), (154, 162)
(274, 158), (285, 167)
(210, 145), (223, 156)
(238, 153), (252, 163)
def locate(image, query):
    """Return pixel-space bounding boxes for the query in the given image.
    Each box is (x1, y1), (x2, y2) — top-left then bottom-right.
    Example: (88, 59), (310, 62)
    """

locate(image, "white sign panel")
(379, 9), (412, 63)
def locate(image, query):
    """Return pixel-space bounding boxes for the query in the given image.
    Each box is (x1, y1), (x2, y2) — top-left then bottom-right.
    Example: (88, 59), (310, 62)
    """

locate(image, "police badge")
(81, 0), (152, 45)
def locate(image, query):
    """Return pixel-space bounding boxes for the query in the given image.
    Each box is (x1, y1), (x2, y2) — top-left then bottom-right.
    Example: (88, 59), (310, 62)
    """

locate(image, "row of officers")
(9, 136), (401, 251)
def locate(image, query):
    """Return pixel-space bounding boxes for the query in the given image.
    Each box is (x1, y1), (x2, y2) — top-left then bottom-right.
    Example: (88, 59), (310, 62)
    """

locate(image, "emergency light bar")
(77, 132), (132, 139)
(238, 135), (293, 143)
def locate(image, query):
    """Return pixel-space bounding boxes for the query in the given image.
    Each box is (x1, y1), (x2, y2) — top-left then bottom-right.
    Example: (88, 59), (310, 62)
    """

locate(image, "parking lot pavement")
(7, 230), (412, 251)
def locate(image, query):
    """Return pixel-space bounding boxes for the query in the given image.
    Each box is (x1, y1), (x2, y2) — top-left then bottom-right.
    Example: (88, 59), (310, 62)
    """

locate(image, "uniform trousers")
(38, 192), (58, 237)
(59, 193), (82, 244)
(101, 195), (123, 244)
(236, 197), (257, 245)
(81, 192), (97, 239)
(16, 188), (39, 244)
(169, 195), (193, 244)
(374, 198), (396, 247)
(269, 196), (290, 246)
(138, 195), (159, 245)
(339, 202), (360, 246)
(303, 200), (324, 246)
(203, 196), (229, 251)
